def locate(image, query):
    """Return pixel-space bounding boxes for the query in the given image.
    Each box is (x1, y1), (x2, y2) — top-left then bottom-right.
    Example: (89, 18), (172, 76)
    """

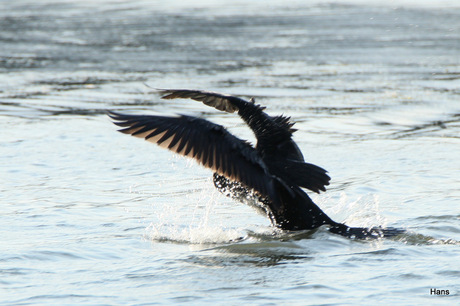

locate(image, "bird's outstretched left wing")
(108, 111), (289, 211)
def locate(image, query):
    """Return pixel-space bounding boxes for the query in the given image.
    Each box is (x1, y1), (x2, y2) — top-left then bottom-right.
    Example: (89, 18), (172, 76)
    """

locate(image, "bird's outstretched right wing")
(157, 89), (332, 193)
(158, 89), (246, 113)
(158, 89), (295, 148)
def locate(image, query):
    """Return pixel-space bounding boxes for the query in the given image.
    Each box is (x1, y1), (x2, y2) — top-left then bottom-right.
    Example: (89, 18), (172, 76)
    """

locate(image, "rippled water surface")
(1, 0), (459, 305)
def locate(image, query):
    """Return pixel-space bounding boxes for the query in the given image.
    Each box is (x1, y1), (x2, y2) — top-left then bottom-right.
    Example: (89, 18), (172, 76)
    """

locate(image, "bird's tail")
(328, 223), (405, 239)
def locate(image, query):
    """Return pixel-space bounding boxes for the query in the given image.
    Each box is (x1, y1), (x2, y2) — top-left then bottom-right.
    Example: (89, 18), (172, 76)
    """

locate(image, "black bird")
(108, 89), (404, 239)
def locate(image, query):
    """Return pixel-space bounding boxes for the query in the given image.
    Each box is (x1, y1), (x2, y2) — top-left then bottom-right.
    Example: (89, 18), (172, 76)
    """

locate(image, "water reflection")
(187, 241), (314, 268)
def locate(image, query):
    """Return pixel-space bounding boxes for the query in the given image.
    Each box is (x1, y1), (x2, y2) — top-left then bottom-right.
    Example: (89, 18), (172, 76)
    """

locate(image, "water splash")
(321, 192), (388, 229)
(145, 223), (245, 245)
(144, 178), (246, 244)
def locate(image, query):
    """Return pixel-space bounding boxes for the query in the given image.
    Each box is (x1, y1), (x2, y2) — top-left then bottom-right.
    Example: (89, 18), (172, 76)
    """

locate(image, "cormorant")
(108, 89), (404, 239)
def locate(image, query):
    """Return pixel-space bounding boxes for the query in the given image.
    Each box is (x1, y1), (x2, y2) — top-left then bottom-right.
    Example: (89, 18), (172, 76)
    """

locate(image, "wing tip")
(107, 110), (132, 129)
(106, 110), (120, 120)
(155, 88), (186, 100)
(158, 89), (175, 100)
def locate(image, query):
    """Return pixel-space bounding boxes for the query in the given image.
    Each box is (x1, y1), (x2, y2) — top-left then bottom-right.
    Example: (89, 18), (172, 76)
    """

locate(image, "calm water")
(1, 0), (459, 305)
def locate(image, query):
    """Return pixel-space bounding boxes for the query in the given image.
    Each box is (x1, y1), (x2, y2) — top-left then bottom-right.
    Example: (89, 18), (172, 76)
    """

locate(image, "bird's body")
(109, 89), (404, 239)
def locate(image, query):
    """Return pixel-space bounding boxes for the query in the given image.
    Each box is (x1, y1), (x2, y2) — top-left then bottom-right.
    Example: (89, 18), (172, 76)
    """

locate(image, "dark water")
(1, 1), (459, 305)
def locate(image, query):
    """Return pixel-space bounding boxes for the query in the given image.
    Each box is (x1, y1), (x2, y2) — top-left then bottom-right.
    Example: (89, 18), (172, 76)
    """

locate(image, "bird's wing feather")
(108, 111), (286, 210)
(158, 89), (245, 113)
(158, 89), (295, 147)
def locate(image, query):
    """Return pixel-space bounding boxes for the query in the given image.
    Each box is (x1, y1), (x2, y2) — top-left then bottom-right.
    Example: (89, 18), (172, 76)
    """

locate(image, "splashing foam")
(144, 177), (246, 244)
(320, 192), (388, 229)
(144, 187), (391, 243)
(145, 223), (245, 244)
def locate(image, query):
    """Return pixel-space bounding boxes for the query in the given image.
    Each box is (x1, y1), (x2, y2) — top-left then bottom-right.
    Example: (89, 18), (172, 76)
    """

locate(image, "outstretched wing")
(158, 89), (295, 148)
(158, 89), (246, 113)
(108, 111), (287, 211)
(157, 89), (331, 192)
